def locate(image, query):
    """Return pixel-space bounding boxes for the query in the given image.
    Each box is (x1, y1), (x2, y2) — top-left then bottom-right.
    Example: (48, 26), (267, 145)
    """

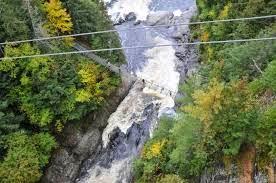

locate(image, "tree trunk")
(266, 162), (275, 183)
(237, 144), (256, 183)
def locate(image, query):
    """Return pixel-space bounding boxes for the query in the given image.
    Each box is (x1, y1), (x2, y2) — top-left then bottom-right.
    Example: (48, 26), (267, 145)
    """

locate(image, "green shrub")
(0, 132), (56, 183)
(157, 174), (187, 183)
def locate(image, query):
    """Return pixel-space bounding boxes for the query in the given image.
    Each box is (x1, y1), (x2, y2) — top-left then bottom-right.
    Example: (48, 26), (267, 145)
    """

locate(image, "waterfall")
(76, 1), (196, 182)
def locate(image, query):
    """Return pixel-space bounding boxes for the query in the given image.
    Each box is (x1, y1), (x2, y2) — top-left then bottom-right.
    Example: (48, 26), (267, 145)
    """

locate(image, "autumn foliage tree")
(0, 0), (122, 182)
(0, 43), (119, 181)
(43, 0), (73, 35)
(0, 44), (119, 130)
(135, 1), (276, 182)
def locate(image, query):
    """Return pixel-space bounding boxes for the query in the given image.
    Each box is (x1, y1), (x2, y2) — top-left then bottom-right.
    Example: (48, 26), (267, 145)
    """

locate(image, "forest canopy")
(134, 1), (276, 183)
(0, 0), (122, 182)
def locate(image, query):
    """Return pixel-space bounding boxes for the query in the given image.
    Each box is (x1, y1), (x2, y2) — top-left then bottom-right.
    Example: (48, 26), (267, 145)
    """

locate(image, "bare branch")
(252, 59), (263, 74)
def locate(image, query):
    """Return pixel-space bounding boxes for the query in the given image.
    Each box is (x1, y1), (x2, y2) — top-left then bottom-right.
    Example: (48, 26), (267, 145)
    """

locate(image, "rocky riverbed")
(42, 1), (198, 182)
(76, 1), (198, 183)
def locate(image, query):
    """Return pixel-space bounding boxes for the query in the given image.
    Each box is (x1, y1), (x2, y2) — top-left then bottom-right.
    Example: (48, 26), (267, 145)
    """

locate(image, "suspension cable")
(0, 15), (275, 45)
(1, 37), (275, 60)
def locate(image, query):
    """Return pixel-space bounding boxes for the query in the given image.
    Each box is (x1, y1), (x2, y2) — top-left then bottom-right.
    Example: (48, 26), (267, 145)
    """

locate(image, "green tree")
(157, 174), (187, 183)
(0, 132), (56, 183)
(136, 0), (276, 182)
(0, 0), (31, 42)
(62, 0), (125, 63)
(250, 60), (276, 94)
(1, 44), (119, 129)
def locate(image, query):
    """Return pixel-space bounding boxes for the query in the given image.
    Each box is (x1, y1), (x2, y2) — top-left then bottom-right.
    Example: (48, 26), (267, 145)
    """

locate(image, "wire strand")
(1, 37), (275, 60)
(0, 15), (275, 45)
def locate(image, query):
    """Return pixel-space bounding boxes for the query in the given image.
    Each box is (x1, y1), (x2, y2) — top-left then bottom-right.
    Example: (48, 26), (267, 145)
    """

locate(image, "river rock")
(113, 17), (126, 26)
(114, 12), (137, 25)
(125, 12), (136, 21)
(145, 11), (174, 26)
(42, 149), (80, 183)
(72, 129), (101, 158)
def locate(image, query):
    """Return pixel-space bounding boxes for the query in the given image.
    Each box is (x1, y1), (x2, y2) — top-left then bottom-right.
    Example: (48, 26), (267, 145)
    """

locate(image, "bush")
(0, 0), (31, 42)
(157, 174), (187, 183)
(0, 132), (56, 183)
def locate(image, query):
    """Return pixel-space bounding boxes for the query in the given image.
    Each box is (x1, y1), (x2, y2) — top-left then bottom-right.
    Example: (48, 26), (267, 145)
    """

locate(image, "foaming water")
(137, 36), (179, 93)
(77, 1), (196, 182)
(103, 0), (152, 22)
(84, 159), (132, 183)
(102, 82), (153, 148)
(136, 36), (179, 115)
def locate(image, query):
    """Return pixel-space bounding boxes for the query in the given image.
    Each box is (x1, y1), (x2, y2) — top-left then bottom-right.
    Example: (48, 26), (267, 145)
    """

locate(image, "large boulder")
(146, 11), (174, 26)
(114, 12), (137, 25)
(125, 12), (136, 22)
(42, 149), (80, 183)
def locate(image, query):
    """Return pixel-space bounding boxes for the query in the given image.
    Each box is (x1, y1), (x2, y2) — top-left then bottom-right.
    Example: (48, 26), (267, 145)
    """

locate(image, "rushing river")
(76, 0), (196, 182)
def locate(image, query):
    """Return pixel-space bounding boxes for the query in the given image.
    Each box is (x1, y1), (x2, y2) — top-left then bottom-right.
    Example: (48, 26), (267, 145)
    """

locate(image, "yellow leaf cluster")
(143, 139), (167, 159)
(71, 58), (118, 108)
(76, 63), (98, 102)
(219, 3), (232, 19)
(78, 65), (97, 86)
(200, 31), (209, 42)
(76, 62), (111, 104)
(0, 59), (15, 73)
(207, 46), (214, 61)
(55, 120), (64, 133)
(63, 37), (75, 47)
(184, 79), (224, 127)
(20, 75), (30, 85)
(44, 0), (73, 35)
(75, 89), (92, 102)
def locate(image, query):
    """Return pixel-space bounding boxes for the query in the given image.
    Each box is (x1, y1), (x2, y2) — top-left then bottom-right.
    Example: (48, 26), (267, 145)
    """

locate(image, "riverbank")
(133, 1), (276, 183)
(42, 78), (134, 183)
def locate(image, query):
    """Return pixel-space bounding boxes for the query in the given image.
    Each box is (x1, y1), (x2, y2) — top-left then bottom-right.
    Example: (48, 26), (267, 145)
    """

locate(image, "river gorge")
(43, 0), (198, 182)
(77, 0), (197, 182)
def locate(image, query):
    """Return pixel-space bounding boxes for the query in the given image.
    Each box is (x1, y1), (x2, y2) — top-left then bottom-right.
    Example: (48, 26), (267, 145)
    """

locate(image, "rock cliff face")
(199, 165), (268, 183)
(41, 80), (134, 183)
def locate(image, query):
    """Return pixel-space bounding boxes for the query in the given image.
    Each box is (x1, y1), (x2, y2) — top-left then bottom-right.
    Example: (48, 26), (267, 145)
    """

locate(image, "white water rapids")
(77, 0), (196, 182)
(104, 0), (152, 21)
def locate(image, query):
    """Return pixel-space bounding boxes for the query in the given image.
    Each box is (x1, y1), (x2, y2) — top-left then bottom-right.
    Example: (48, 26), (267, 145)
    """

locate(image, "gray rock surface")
(170, 9), (199, 81)
(113, 12), (137, 26)
(41, 80), (134, 183)
(145, 11), (174, 26)
(200, 165), (268, 183)
(125, 12), (136, 21)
